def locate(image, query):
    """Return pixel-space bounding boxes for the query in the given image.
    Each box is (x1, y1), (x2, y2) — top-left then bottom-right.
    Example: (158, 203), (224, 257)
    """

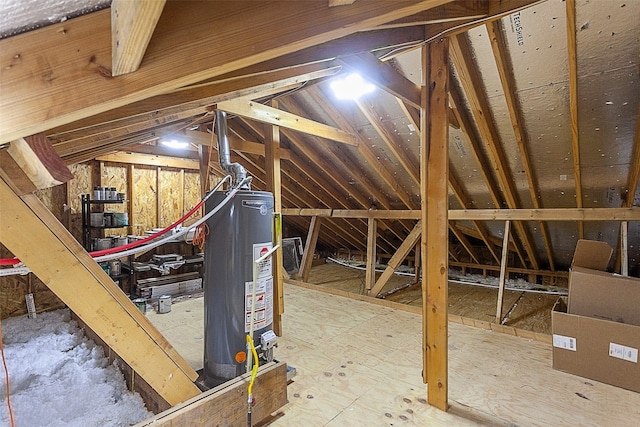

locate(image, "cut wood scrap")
(370, 220), (422, 297)
(0, 177), (200, 405)
(134, 362), (288, 427)
(3, 134), (73, 194)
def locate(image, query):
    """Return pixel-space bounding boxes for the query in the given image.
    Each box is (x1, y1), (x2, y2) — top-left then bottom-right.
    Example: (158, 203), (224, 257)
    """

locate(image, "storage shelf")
(87, 225), (129, 229)
(85, 199), (128, 204)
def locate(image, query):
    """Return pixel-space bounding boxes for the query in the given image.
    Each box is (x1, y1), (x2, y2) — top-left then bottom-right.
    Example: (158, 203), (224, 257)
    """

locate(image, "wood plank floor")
(147, 280), (640, 426)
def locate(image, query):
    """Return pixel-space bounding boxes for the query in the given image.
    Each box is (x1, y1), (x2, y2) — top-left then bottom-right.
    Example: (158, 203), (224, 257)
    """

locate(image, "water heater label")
(242, 200), (273, 216)
(245, 242), (274, 332)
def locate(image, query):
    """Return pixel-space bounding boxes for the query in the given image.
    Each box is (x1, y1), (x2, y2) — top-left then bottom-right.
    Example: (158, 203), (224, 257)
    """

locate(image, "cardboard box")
(552, 240), (640, 392)
(552, 298), (640, 393)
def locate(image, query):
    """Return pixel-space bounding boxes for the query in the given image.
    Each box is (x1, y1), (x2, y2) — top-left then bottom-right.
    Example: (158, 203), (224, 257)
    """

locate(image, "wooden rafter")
(305, 85), (416, 208)
(565, 0), (584, 239)
(487, 19), (555, 271)
(217, 100), (358, 146)
(448, 167), (501, 264)
(625, 101), (640, 207)
(338, 52), (421, 108)
(448, 222), (481, 264)
(356, 98), (421, 185)
(111, 0), (167, 76)
(450, 33), (539, 269)
(2, 0), (462, 144)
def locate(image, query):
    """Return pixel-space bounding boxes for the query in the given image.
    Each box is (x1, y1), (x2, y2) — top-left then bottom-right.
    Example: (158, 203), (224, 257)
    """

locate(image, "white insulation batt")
(0, 309), (151, 427)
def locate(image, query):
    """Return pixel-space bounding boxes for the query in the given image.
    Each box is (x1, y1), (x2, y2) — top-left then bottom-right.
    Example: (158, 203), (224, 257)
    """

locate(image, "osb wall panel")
(159, 169), (182, 228)
(102, 164), (128, 237)
(68, 162), (93, 241)
(183, 172), (202, 220)
(132, 166), (157, 235)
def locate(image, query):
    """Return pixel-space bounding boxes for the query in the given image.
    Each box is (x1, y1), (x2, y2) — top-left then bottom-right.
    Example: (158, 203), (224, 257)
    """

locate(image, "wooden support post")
(299, 216), (322, 282)
(0, 177), (200, 405)
(365, 218), (378, 293)
(370, 221), (422, 296)
(156, 166), (162, 227)
(621, 221), (628, 276)
(265, 102), (284, 335)
(127, 164), (135, 235)
(414, 240), (421, 283)
(496, 220), (511, 324)
(421, 38), (449, 411)
(198, 144), (211, 198)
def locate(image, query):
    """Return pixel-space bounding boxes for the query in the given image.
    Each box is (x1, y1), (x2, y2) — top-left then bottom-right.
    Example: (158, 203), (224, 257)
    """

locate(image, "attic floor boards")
(307, 262), (557, 334)
(147, 281), (640, 426)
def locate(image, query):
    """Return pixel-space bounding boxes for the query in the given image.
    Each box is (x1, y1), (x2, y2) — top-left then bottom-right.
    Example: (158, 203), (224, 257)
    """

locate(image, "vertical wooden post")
(414, 240), (421, 283)
(299, 216), (322, 282)
(365, 217), (377, 293)
(156, 167), (162, 227)
(421, 38), (449, 411)
(127, 164), (135, 235)
(621, 221), (628, 276)
(198, 144), (211, 198)
(496, 220), (511, 324)
(178, 169), (185, 217)
(265, 100), (284, 336)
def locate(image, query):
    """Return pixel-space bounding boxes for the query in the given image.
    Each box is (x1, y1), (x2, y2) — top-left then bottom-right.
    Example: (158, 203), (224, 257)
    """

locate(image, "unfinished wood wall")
(0, 159), (216, 319)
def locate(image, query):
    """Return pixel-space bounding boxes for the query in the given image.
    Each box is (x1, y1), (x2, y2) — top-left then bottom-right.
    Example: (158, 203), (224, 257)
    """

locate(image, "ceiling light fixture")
(330, 72), (375, 100)
(160, 139), (189, 149)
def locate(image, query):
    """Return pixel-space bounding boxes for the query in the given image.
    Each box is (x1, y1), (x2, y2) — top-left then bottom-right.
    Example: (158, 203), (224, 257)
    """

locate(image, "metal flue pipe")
(214, 110), (250, 189)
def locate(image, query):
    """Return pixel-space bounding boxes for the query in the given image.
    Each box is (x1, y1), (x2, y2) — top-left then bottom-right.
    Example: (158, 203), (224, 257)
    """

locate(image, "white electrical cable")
(0, 175), (249, 276)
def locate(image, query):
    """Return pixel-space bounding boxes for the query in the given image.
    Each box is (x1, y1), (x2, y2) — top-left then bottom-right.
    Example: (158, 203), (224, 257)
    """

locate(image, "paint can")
(108, 259), (121, 276)
(158, 295), (172, 314)
(133, 298), (147, 314)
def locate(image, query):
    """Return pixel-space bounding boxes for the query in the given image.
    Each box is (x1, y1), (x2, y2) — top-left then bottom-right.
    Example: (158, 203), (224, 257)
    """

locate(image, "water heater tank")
(203, 190), (274, 387)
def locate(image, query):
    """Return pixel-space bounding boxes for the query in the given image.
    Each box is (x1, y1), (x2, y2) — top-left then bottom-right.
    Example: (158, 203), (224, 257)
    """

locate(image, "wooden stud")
(621, 221), (628, 277)
(422, 38), (449, 411)
(111, 0), (167, 76)
(127, 164), (135, 235)
(299, 216), (323, 282)
(365, 218), (378, 292)
(566, 0), (584, 239)
(156, 166), (162, 227)
(198, 144), (211, 198)
(264, 100), (284, 335)
(495, 220), (511, 324)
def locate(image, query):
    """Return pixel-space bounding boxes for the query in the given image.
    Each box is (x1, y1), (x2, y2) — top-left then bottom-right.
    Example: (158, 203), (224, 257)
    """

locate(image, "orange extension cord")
(0, 319), (16, 427)
(188, 223), (210, 251)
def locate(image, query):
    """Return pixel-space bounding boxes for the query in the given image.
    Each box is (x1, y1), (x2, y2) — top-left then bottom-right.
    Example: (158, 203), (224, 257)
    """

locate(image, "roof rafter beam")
(565, 0), (584, 238)
(487, 19), (555, 271)
(216, 100), (358, 146)
(111, 0), (166, 76)
(450, 33), (539, 269)
(1, 0), (459, 144)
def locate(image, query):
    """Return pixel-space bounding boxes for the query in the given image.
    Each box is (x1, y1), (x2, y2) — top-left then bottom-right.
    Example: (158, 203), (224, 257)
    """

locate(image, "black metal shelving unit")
(80, 194), (128, 251)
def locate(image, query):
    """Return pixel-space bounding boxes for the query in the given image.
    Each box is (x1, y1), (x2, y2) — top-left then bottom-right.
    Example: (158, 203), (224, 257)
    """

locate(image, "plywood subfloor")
(306, 263), (556, 334)
(147, 283), (640, 426)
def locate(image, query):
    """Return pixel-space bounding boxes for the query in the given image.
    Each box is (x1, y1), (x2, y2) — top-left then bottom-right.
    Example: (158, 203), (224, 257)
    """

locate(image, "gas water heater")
(202, 111), (277, 388)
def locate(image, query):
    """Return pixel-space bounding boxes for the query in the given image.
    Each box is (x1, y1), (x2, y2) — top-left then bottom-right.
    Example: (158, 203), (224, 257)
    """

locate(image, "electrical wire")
(0, 319), (16, 427)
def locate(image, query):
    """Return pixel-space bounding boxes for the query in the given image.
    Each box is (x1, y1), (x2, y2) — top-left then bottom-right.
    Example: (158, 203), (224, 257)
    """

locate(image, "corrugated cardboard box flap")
(571, 239), (612, 270)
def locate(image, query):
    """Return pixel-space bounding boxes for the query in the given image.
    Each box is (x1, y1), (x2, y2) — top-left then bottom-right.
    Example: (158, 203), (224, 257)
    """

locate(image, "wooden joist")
(283, 208), (640, 221)
(299, 216), (323, 282)
(134, 362), (288, 427)
(0, 177), (200, 406)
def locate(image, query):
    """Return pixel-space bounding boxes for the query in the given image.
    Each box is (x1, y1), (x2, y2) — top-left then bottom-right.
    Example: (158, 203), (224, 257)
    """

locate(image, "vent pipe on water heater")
(202, 110), (276, 388)
(214, 110), (250, 189)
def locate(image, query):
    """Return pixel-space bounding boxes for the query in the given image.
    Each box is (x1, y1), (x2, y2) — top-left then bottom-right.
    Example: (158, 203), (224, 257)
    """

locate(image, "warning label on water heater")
(245, 242), (273, 332)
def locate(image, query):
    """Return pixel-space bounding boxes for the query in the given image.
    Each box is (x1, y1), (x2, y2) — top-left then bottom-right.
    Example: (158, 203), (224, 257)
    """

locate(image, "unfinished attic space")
(1, 0), (640, 425)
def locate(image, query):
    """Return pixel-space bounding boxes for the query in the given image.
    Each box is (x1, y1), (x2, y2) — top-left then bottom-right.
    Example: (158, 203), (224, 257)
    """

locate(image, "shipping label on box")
(553, 334), (577, 351)
(609, 343), (638, 363)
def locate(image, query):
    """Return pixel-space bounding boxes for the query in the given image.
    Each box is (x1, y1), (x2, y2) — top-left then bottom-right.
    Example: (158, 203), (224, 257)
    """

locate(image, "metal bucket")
(113, 236), (128, 247)
(108, 260), (121, 276)
(95, 238), (112, 250)
(158, 295), (172, 314)
(133, 298), (146, 314)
